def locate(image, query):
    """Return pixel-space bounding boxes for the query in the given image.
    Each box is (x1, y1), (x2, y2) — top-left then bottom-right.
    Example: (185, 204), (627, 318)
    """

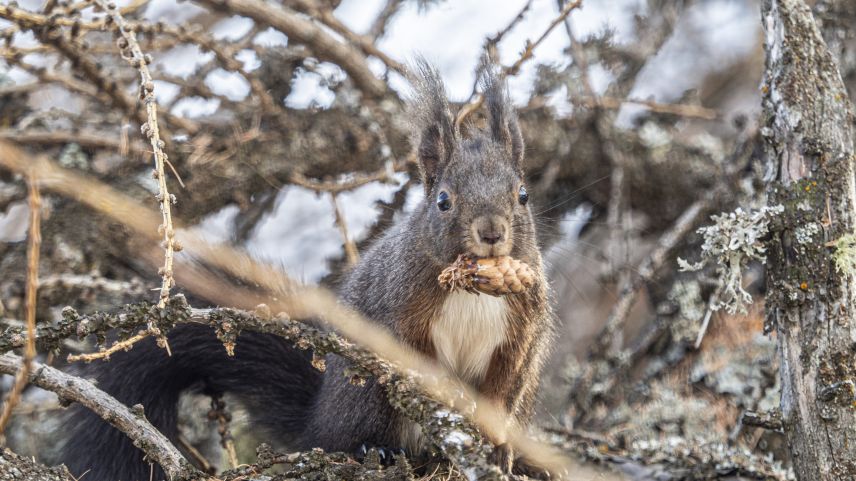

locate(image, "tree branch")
(195, 0), (389, 98)
(0, 353), (201, 480)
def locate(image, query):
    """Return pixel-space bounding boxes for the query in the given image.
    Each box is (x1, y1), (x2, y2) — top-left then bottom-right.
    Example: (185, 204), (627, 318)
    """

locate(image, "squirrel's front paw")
(489, 443), (514, 473)
(438, 255), (536, 296)
(354, 444), (405, 467)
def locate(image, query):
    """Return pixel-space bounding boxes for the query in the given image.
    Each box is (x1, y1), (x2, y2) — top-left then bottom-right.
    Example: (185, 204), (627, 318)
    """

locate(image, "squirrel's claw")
(354, 444), (405, 467)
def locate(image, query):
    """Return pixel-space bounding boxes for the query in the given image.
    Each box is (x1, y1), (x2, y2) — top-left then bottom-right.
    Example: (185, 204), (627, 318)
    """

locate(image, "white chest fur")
(430, 291), (509, 384)
(401, 292), (509, 454)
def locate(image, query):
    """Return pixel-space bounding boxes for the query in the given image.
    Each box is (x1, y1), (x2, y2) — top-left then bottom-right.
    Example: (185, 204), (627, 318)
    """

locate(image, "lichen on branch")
(679, 205), (783, 313)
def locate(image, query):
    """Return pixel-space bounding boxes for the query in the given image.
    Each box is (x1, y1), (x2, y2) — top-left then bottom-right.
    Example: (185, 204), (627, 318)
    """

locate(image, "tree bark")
(762, 0), (856, 480)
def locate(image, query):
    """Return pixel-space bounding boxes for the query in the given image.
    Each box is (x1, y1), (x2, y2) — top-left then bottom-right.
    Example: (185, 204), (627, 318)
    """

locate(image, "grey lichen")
(679, 205), (784, 314)
(58, 143), (89, 170)
(690, 336), (779, 409)
(665, 280), (706, 343)
(628, 437), (793, 480)
(794, 222), (820, 245)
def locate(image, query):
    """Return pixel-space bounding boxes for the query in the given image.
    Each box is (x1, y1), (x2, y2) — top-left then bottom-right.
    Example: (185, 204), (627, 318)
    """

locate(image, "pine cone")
(438, 254), (535, 296)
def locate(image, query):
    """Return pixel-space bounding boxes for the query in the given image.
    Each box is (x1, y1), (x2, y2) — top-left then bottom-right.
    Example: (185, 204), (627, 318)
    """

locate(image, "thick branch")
(0, 353), (200, 481)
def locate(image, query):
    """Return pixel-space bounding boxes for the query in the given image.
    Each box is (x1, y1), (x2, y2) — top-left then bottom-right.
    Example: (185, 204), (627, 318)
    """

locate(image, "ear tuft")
(407, 58), (458, 191)
(480, 60), (524, 170)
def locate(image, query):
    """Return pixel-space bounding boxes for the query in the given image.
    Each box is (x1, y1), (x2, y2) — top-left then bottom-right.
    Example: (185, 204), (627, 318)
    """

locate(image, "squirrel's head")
(408, 60), (536, 265)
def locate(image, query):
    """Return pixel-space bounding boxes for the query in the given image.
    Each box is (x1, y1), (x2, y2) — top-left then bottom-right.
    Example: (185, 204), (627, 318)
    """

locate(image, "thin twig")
(0, 130), (144, 153)
(210, 395), (239, 470)
(134, 21), (278, 113)
(66, 330), (150, 363)
(0, 175), (40, 435)
(0, 5), (199, 135)
(93, 0), (175, 356)
(504, 0), (583, 76)
(559, 0), (594, 97)
(177, 435), (214, 474)
(488, 0), (533, 51)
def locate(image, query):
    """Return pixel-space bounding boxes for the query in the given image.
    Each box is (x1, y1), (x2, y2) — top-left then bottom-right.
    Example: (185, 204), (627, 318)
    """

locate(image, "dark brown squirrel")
(57, 60), (553, 480)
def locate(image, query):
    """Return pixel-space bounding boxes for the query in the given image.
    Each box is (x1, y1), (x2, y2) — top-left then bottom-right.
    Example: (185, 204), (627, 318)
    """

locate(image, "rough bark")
(812, 0), (856, 103)
(762, 0), (856, 479)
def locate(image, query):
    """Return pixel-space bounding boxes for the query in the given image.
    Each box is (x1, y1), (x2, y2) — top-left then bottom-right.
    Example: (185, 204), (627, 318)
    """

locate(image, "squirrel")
(58, 60), (553, 480)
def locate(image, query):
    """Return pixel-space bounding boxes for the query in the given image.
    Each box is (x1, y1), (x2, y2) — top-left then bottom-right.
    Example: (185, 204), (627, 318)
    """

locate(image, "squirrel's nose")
(479, 230), (503, 245)
(472, 215), (509, 251)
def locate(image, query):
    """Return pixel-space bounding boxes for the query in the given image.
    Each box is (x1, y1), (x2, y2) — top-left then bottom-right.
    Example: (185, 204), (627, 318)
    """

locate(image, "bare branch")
(0, 353), (200, 480)
(288, 0), (407, 75)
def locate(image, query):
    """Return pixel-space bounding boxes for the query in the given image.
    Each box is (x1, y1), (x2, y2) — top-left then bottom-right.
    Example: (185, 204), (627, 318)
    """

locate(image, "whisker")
(531, 175), (610, 216)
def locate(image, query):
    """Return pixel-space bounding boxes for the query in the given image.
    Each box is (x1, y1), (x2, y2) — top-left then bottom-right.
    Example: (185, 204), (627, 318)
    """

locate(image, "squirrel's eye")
(437, 191), (452, 211)
(518, 185), (529, 205)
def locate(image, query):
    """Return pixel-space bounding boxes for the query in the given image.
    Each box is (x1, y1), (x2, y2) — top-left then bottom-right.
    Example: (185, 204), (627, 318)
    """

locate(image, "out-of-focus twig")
(289, 159), (402, 194)
(133, 21), (278, 113)
(0, 130), (144, 153)
(330, 193), (359, 266)
(288, 0), (407, 75)
(584, 96), (719, 120)
(487, 0), (533, 54)
(0, 175), (41, 435)
(0, 4), (199, 135)
(177, 435), (215, 474)
(197, 0), (389, 98)
(368, 0), (404, 41)
(455, 0), (583, 127)
(597, 194), (716, 353)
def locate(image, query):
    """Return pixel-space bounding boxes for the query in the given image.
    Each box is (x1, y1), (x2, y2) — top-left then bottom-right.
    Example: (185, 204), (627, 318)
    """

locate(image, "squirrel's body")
(59, 62), (552, 480)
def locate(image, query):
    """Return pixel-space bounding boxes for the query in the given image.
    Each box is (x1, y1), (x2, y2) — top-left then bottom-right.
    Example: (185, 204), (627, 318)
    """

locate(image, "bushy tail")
(59, 324), (321, 481)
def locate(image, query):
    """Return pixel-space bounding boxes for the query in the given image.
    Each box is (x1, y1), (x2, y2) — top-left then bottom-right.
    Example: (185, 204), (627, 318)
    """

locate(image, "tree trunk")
(762, 0), (856, 480)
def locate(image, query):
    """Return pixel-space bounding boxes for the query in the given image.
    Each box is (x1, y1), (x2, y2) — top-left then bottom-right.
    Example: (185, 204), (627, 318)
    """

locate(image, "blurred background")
(0, 0), (825, 478)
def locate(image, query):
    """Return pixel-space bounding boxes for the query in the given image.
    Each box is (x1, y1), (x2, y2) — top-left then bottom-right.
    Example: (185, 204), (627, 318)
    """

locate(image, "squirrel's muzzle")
(470, 215), (511, 256)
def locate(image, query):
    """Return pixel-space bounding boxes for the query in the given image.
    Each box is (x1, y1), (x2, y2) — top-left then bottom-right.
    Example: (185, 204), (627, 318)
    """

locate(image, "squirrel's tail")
(58, 324), (322, 481)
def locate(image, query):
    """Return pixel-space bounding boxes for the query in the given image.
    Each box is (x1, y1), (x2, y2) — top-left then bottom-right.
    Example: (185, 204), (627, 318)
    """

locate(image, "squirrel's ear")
(408, 59), (458, 191)
(481, 64), (524, 171)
